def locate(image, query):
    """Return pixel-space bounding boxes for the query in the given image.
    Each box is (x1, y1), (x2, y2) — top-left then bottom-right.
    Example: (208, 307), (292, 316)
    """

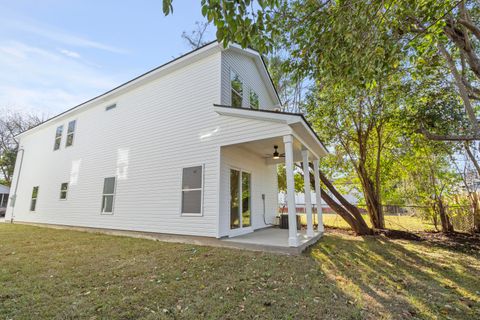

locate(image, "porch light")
(273, 145), (280, 159)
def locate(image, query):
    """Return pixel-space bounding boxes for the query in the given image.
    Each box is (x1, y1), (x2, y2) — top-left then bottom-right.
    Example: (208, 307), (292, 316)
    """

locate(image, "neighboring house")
(0, 184), (9, 217)
(5, 42), (327, 247)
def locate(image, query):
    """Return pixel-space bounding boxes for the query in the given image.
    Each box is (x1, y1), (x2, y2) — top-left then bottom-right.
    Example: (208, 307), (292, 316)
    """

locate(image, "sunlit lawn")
(1, 224), (479, 319)
(297, 213), (436, 232)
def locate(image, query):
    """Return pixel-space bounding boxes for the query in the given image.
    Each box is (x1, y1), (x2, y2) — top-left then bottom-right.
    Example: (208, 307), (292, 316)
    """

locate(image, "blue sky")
(0, 0), (214, 117)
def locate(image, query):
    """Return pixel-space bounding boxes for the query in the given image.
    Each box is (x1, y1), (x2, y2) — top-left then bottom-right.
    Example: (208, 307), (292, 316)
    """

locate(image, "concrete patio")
(8, 222), (322, 255)
(223, 227), (323, 255)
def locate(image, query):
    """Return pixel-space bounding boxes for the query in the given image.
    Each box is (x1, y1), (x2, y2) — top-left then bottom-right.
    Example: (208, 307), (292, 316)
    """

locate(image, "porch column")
(313, 159), (324, 232)
(284, 134), (298, 247)
(302, 150), (314, 237)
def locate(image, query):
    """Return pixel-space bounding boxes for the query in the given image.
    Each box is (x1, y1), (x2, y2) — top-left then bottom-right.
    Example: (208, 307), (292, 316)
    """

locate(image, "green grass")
(297, 213), (436, 232)
(1, 224), (479, 319)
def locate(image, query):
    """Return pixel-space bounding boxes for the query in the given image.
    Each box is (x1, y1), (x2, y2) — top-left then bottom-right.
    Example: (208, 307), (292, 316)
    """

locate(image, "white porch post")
(302, 150), (314, 237)
(313, 159), (324, 232)
(284, 134), (298, 247)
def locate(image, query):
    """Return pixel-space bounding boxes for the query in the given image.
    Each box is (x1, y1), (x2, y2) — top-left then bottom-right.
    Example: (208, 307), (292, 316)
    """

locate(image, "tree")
(182, 21), (210, 49)
(0, 110), (43, 185)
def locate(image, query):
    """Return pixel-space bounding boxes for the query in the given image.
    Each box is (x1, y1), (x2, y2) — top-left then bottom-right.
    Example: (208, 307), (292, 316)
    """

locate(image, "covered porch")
(215, 105), (328, 248)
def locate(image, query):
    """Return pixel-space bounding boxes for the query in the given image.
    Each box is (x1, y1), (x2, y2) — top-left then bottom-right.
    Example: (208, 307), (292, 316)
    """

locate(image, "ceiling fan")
(265, 145), (285, 159)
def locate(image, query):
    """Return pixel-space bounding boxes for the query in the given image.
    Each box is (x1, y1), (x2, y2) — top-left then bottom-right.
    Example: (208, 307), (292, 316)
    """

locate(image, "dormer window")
(250, 90), (259, 109)
(230, 70), (243, 108)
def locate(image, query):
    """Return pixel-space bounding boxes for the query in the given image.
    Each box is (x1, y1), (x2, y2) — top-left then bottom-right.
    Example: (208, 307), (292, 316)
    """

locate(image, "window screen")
(230, 71), (243, 108)
(66, 120), (76, 147)
(181, 166), (203, 215)
(53, 125), (63, 150)
(101, 177), (116, 214)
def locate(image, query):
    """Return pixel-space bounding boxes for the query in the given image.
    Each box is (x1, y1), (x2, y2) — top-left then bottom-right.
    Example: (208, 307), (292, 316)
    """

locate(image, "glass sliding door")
(241, 172), (251, 227)
(230, 169), (251, 230)
(230, 169), (240, 229)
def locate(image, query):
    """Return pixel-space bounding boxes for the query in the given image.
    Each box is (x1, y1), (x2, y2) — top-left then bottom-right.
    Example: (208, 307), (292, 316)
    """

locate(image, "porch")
(222, 227), (323, 255)
(215, 105), (328, 248)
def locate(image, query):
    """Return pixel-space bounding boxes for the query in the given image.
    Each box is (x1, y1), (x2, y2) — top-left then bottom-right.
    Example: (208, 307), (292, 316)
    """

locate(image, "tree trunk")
(437, 197), (454, 233)
(301, 164), (373, 235)
(472, 192), (480, 233)
(358, 163), (385, 229)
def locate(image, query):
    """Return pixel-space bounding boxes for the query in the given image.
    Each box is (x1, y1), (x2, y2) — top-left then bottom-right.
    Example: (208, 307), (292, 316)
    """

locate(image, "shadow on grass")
(309, 233), (480, 319)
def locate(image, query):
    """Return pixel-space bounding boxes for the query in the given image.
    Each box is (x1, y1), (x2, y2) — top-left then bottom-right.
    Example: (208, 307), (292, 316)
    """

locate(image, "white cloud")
(59, 49), (81, 59)
(0, 17), (127, 54)
(0, 41), (121, 114)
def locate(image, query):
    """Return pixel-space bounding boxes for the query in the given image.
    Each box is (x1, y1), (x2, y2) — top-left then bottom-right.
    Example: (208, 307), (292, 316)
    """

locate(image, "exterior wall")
(219, 145), (278, 237)
(5, 44), (289, 239)
(221, 50), (277, 110)
(6, 52), (223, 237)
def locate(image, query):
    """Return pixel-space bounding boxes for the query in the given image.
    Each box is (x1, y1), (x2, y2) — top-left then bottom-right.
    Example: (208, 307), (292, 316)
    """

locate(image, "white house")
(5, 42), (327, 247)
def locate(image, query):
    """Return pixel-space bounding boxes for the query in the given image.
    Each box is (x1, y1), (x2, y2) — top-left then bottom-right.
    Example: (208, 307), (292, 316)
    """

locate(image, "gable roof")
(17, 41), (281, 138)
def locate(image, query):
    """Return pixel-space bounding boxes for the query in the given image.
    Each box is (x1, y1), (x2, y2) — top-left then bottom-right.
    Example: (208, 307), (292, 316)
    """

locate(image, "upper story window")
(250, 90), (259, 110)
(66, 120), (76, 147)
(53, 125), (63, 150)
(230, 70), (243, 108)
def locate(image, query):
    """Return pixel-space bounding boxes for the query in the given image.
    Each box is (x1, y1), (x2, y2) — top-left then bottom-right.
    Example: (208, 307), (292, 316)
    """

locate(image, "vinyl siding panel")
(7, 52), (223, 237)
(6, 46), (290, 239)
(221, 50), (276, 110)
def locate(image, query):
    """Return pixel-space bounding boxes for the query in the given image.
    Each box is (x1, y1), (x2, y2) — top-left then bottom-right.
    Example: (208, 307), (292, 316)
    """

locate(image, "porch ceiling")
(224, 136), (305, 164)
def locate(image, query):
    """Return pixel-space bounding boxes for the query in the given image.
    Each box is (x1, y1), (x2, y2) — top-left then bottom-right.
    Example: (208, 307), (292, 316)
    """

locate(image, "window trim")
(230, 69), (243, 108)
(53, 125), (63, 151)
(30, 186), (39, 212)
(100, 176), (117, 215)
(180, 164), (204, 217)
(59, 182), (68, 200)
(65, 120), (76, 148)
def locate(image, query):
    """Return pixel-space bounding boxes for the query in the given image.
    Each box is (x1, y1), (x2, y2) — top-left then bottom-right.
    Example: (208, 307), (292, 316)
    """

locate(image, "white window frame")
(230, 69), (243, 108)
(30, 186), (39, 212)
(101, 177), (116, 215)
(180, 164), (204, 217)
(65, 120), (76, 148)
(53, 125), (63, 151)
(59, 182), (68, 200)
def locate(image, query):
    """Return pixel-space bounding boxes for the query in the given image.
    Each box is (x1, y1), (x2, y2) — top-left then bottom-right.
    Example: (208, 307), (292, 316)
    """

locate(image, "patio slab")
(9, 222), (322, 255)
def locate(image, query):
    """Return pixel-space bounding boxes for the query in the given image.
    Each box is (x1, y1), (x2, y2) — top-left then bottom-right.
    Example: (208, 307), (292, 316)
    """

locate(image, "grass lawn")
(1, 224), (479, 319)
(307, 213), (436, 232)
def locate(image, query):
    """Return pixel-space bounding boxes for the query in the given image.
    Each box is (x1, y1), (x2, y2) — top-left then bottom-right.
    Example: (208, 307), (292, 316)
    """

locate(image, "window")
(30, 186), (39, 211)
(65, 120), (76, 147)
(59, 182), (68, 200)
(250, 90), (259, 109)
(101, 177), (116, 214)
(181, 166), (203, 215)
(53, 125), (63, 150)
(105, 104), (117, 111)
(230, 70), (243, 108)
(230, 169), (251, 229)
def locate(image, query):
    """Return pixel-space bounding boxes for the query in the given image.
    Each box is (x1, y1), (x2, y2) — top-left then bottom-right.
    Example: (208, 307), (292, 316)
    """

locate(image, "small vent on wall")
(105, 104), (117, 111)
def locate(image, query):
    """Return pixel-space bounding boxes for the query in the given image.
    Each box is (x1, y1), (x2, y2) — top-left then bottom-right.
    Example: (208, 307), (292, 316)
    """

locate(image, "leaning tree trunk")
(301, 164), (373, 235)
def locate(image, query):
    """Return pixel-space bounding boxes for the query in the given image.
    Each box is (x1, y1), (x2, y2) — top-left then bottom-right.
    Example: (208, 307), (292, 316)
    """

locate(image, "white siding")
(6, 52), (223, 237)
(219, 146), (278, 237)
(6, 44), (289, 239)
(221, 50), (277, 110)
